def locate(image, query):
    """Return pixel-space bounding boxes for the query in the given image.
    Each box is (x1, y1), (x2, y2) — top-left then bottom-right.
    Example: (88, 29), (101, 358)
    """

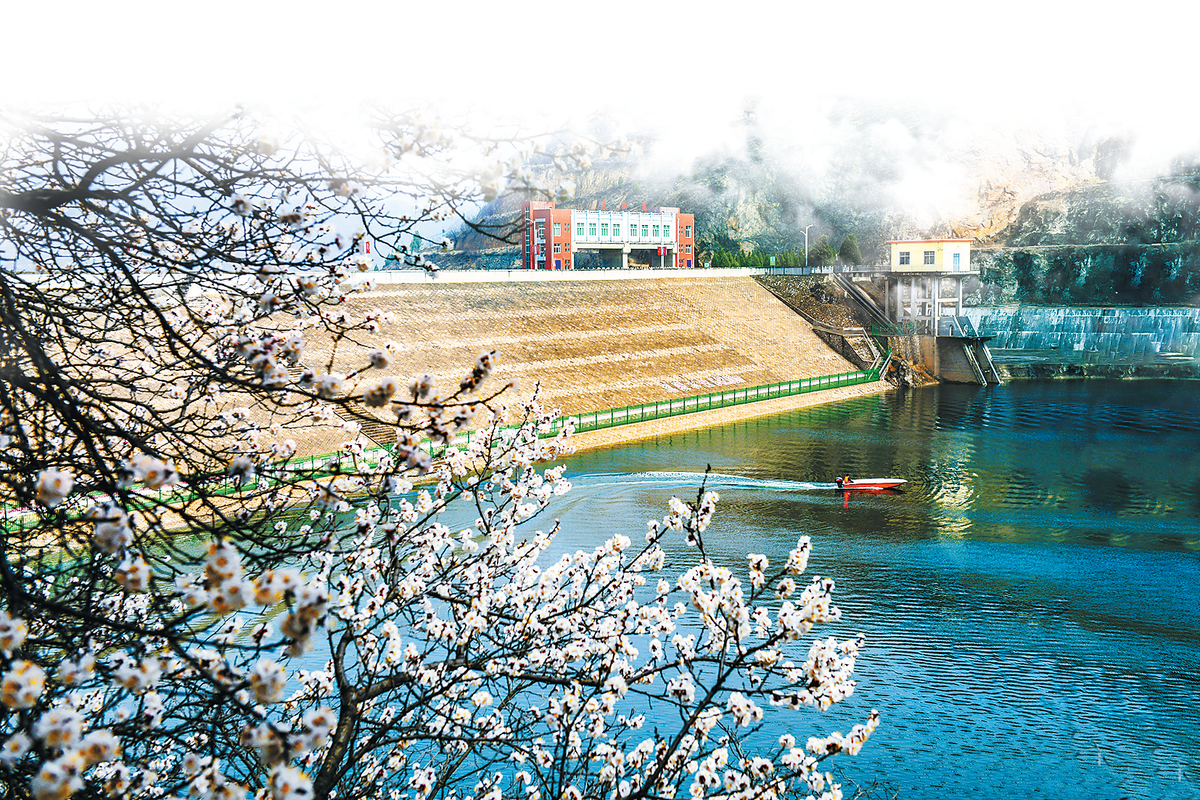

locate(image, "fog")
(6, 0), (1199, 229)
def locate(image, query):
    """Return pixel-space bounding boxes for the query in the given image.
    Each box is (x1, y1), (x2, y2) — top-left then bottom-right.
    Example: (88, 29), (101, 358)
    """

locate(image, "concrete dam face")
(963, 306), (1200, 369)
(304, 274), (859, 424)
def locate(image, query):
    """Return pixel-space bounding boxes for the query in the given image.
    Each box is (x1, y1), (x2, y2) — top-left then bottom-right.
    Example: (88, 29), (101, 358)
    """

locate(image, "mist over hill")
(446, 103), (1200, 304)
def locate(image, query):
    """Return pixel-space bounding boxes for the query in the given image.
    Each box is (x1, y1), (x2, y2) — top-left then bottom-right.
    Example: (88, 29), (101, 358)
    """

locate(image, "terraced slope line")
(297, 276), (863, 451)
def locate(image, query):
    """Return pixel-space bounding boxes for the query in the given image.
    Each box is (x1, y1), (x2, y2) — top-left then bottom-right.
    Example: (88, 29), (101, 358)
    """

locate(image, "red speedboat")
(834, 477), (906, 491)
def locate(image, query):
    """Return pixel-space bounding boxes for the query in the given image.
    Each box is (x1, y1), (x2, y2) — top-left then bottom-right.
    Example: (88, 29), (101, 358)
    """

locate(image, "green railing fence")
(872, 322), (917, 338)
(3, 352), (889, 527)
(541, 355), (890, 439)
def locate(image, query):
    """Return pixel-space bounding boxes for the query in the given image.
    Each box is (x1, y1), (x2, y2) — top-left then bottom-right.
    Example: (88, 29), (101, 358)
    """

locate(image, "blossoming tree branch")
(0, 108), (877, 800)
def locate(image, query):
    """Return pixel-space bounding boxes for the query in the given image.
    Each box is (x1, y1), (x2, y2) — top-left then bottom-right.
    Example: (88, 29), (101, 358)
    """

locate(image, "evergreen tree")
(838, 232), (863, 265)
(810, 234), (837, 267)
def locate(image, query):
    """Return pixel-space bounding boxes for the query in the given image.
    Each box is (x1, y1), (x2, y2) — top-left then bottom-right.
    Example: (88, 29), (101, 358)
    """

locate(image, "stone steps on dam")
(297, 275), (865, 451)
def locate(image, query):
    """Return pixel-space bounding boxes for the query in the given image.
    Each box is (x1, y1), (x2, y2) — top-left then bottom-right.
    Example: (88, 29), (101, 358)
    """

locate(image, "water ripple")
(552, 380), (1200, 798)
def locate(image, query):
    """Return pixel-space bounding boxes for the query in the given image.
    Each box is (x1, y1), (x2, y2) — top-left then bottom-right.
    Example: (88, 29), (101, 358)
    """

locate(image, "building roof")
(887, 239), (972, 244)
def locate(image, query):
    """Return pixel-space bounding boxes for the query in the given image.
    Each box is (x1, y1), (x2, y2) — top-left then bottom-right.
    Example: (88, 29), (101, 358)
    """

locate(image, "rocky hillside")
(992, 173), (1200, 247)
(970, 165), (1200, 305)
(442, 121), (1200, 306)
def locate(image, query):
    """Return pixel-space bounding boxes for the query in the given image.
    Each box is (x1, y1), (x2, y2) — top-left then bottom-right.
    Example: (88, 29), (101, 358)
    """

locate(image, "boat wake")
(574, 471), (833, 493)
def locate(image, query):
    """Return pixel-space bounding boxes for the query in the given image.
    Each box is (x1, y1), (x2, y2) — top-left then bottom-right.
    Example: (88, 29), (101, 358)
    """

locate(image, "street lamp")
(803, 224), (813, 271)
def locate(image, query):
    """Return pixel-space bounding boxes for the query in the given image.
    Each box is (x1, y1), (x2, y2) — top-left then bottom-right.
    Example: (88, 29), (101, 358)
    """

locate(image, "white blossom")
(249, 658), (288, 704)
(34, 706), (85, 749)
(2, 659), (46, 709)
(35, 468), (73, 507)
(0, 731), (31, 767)
(130, 454), (179, 490)
(0, 610), (28, 651)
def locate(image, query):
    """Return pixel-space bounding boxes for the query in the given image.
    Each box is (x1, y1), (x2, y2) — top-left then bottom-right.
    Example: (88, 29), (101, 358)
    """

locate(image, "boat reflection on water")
(836, 479), (906, 506)
(834, 476), (908, 491)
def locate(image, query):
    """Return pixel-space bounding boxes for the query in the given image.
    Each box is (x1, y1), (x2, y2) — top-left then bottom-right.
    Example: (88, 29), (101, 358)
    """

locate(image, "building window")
(554, 243), (561, 253)
(652, 225), (660, 237)
(576, 223), (584, 236)
(601, 223), (609, 236)
(664, 225), (671, 238)
(924, 250), (935, 265)
(953, 253), (961, 269)
(588, 223), (597, 236)
(642, 225), (649, 237)
(612, 223), (620, 237)
(899, 251), (910, 265)
(686, 225), (692, 238)
(553, 222), (561, 236)
(686, 244), (692, 254)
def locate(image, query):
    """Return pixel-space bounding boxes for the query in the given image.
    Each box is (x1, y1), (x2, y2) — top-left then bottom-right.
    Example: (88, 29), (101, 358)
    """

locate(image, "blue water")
(544, 380), (1200, 799)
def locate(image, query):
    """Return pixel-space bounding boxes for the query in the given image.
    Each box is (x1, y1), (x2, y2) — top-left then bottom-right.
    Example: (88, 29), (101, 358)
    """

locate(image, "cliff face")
(948, 132), (1112, 242)
(967, 167), (1200, 305)
(994, 175), (1200, 247)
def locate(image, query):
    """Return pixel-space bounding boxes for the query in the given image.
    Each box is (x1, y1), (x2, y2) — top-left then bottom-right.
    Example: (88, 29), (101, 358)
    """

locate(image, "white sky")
(4, 0), (1199, 183)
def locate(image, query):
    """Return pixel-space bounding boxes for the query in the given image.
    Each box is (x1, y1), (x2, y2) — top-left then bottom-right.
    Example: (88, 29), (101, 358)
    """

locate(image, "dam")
(962, 305), (1200, 374)
(297, 269), (889, 456)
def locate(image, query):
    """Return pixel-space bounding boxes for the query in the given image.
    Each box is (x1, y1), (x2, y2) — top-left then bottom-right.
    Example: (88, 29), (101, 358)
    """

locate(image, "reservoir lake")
(543, 379), (1200, 799)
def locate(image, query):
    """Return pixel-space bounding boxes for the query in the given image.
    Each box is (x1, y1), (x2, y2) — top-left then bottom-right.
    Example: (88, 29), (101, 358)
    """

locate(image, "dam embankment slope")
(300, 271), (889, 454)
